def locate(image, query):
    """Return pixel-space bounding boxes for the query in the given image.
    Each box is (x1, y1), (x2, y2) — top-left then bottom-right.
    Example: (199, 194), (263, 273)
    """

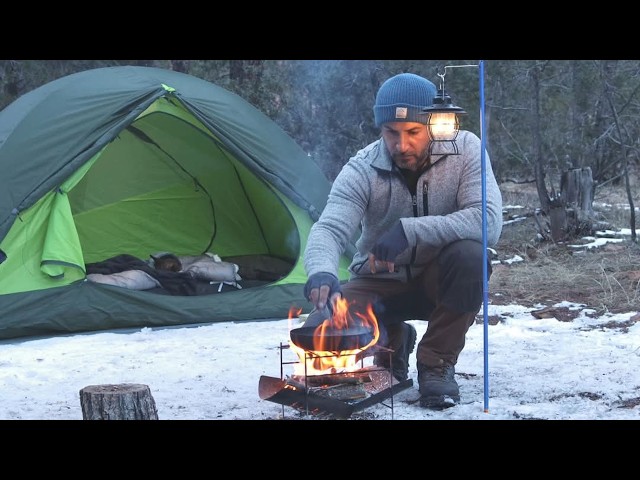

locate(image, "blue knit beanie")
(373, 73), (437, 127)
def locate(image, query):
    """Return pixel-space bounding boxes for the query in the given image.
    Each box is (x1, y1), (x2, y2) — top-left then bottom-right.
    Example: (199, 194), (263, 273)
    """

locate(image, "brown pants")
(341, 240), (490, 368)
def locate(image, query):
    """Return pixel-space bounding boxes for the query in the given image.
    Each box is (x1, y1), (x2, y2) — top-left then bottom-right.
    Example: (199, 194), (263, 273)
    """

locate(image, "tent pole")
(432, 61), (489, 412)
(478, 60), (490, 413)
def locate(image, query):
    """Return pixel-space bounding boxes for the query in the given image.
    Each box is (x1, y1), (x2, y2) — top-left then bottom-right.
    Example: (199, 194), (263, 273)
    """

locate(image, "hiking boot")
(417, 363), (460, 410)
(374, 322), (417, 381)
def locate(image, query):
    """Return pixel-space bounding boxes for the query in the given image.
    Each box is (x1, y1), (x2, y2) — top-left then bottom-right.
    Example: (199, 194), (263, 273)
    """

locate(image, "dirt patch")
(491, 183), (640, 316)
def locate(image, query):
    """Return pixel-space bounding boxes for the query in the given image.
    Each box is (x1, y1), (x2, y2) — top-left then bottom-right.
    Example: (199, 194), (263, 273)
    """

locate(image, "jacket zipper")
(407, 182), (428, 281)
(423, 182), (429, 214)
(406, 194), (419, 281)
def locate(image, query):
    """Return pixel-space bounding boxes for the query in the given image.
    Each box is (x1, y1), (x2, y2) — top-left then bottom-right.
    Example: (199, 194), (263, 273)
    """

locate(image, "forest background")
(2, 59), (638, 187)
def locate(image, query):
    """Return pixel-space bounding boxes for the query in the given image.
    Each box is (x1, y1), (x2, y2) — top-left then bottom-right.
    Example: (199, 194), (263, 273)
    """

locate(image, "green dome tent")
(0, 66), (352, 340)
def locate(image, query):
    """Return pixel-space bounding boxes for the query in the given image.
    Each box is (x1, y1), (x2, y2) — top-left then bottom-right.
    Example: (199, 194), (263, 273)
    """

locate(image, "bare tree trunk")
(600, 61), (638, 243)
(531, 63), (552, 215)
(531, 62), (564, 242)
(623, 155), (637, 242)
(170, 60), (189, 73)
(548, 201), (568, 242)
(569, 61), (581, 169)
(0, 60), (26, 109)
(560, 167), (595, 237)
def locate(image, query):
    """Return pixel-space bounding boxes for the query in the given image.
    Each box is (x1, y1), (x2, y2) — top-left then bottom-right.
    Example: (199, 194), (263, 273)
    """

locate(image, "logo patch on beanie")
(395, 107), (408, 120)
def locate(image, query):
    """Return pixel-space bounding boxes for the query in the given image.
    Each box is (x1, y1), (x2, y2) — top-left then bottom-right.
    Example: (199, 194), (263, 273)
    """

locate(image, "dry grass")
(490, 181), (640, 315)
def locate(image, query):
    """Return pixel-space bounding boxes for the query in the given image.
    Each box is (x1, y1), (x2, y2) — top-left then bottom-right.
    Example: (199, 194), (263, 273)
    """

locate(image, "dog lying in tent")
(85, 252), (242, 295)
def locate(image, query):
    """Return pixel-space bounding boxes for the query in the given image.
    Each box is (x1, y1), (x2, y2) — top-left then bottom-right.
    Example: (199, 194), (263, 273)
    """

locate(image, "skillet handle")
(301, 306), (331, 329)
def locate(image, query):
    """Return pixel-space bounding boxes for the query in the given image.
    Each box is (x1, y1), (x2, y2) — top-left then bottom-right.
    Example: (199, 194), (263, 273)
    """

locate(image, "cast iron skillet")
(289, 308), (374, 351)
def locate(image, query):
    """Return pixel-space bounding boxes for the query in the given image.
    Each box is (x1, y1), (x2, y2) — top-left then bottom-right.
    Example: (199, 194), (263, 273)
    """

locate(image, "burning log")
(311, 383), (368, 401)
(298, 372), (372, 386)
(287, 371), (372, 401)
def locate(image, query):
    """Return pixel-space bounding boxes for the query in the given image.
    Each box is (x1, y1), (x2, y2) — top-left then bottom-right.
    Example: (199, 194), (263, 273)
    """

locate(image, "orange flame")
(288, 298), (379, 376)
(287, 306), (303, 332)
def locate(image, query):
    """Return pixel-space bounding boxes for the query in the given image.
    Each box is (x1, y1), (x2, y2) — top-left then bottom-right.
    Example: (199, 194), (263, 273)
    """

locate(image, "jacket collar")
(371, 138), (395, 172)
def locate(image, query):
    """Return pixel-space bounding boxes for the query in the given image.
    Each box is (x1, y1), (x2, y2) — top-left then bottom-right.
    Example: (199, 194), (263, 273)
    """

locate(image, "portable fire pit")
(259, 343), (413, 419)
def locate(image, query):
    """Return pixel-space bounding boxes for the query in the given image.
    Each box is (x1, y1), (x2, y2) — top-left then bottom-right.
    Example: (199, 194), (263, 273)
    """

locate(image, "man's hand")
(304, 272), (342, 311)
(369, 221), (408, 273)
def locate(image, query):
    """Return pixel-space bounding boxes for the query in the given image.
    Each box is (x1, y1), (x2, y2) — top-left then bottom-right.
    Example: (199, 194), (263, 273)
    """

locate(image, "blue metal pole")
(479, 60), (489, 413)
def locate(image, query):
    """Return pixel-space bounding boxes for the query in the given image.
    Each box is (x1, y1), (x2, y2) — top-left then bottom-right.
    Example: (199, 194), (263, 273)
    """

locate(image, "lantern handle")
(435, 68), (447, 93)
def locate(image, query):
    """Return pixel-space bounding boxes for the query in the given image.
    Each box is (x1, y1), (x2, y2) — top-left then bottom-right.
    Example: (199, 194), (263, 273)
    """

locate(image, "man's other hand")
(369, 221), (408, 273)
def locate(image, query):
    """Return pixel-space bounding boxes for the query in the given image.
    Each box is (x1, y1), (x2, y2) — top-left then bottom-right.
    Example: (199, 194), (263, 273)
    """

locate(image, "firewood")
(301, 372), (372, 387)
(311, 383), (368, 401)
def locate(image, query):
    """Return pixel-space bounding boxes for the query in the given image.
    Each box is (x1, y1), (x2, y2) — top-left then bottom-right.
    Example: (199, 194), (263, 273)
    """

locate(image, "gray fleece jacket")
(304, 130), (503, 282)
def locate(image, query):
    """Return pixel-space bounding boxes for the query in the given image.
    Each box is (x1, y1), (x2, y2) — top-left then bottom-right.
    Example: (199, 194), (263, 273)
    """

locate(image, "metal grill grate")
(258, 343), (413, 419)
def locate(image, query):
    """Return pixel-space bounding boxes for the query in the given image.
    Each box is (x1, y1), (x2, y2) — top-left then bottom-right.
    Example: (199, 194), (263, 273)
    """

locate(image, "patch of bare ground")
(490, 181), (640, 319)
(547, 391), (640, 409)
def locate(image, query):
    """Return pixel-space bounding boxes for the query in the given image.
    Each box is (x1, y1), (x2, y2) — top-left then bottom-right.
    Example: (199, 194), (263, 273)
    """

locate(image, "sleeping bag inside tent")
(0, 66), (352, 340)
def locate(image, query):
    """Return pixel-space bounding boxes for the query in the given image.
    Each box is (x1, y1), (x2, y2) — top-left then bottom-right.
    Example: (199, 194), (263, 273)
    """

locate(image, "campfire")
(288, 297), (380, 374)
(258, 298), (414, 419)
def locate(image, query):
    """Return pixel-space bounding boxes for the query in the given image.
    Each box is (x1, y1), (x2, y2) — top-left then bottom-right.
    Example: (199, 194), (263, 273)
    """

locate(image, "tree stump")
(560, 167), (595, 237)
(79, 383), (159, 420)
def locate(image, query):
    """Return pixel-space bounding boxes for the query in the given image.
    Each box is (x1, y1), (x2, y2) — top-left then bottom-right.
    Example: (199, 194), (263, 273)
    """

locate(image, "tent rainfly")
(0, 66), (352, 341)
